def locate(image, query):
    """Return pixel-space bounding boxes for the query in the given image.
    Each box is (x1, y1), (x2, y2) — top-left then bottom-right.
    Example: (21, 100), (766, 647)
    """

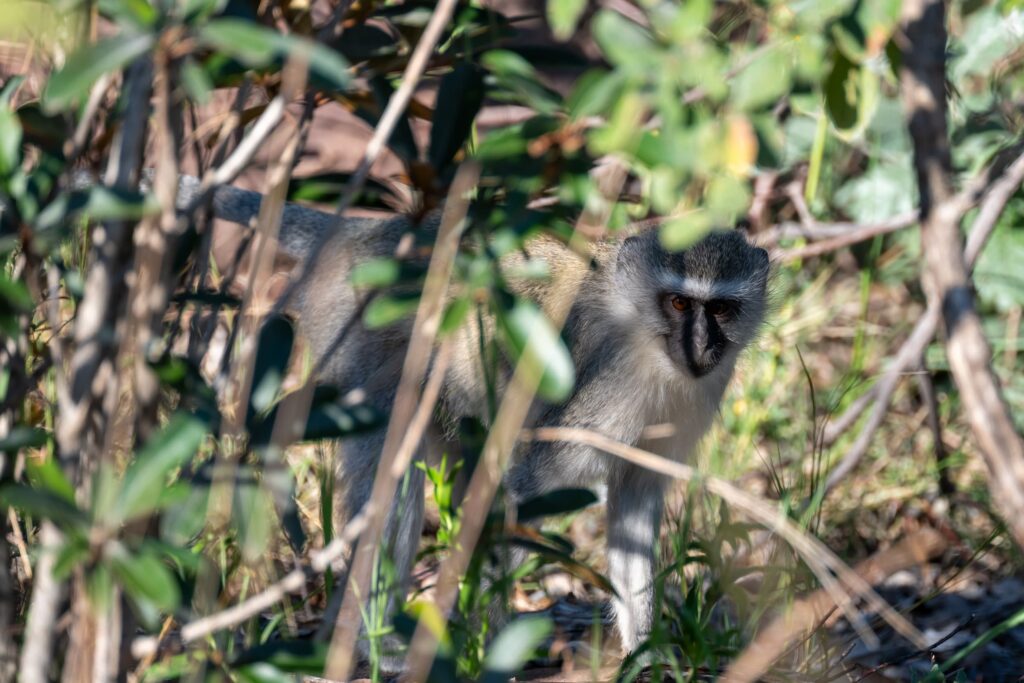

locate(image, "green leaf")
(517, 488), (597, 521)
(566, 69), (623, 121)
(350, 258), (399, 288)
(705, 174), (751, 223)
(0, 484), (88, 530)
(0, 105), (23, 176)
(428, 63), (485, 172)
(232, 639), (328, 673)
(480, 617), (553, 683)
(547, 0), (587, 41)
(250, 315), (294, 415)
(591, 10), (657, 70)
(43, 33), (155, 113)
(481, 50), (561, 115)
(24, 451), (75, 503)
(180, 56), (213, 106)
(496, 298), (575, 403)
(0, 425), (46, 453)
(113, 412), (209, 524)
(661, 212), (712, 251)
(97, 0), (158, 28)
(198, 19), (351, 91)
(731, 46), (792, 111)
(363, 293), (420, 328)
(108, 544), (181, 614)
(834, 160), (915, 223)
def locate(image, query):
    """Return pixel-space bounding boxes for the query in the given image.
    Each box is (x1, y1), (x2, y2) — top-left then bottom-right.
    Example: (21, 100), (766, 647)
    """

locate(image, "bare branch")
(778, 211), (918, 262)
(900, 0), (1024, 549)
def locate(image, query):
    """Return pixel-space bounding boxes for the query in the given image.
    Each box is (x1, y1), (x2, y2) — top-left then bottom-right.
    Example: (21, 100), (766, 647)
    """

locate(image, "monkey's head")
(613, 229), (770, 380)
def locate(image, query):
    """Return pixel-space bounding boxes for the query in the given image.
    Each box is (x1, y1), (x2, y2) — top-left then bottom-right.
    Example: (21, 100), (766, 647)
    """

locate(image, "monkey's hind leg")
(322, 432), (426, 675)
(606, 464), (666, 657)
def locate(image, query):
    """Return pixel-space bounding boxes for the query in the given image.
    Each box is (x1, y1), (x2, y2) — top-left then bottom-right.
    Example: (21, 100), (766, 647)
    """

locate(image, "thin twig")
(779, 211), (918, 262)
(526, 427), (926, 653)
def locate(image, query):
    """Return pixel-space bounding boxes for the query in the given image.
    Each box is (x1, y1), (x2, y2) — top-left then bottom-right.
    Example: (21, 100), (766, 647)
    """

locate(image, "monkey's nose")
(686, 347), (720, 377)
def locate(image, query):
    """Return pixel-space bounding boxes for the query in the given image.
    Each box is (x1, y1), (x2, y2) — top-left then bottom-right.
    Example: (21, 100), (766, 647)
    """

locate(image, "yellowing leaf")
(724, 115), (758, 177)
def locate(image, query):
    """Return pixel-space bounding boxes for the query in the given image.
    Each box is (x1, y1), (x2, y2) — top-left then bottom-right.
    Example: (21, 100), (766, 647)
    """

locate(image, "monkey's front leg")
(605, 465), (666, 654)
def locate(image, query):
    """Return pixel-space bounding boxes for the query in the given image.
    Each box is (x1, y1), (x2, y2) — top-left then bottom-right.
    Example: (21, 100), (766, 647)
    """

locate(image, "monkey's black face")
(659, 293), (743, 377)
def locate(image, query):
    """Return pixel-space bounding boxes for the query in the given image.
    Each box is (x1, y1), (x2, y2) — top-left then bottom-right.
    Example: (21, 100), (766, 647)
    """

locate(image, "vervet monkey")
(233, 175), (769, 661)
(53, 175), (771, 663)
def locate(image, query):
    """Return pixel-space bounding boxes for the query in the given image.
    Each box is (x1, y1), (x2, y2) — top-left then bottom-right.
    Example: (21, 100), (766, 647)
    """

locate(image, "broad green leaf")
(480, 617), (553, 683)
(43, 33), (155, 112)
(705, 174), (751, 223)
(547, 0), (586, 41)
(180, 56), (213, 105)
(24, 450), (75, 503)
(198, 19), (351, 91)
(363, 293), (420, 328)
(481, 50), (561, 115)
(834, 160), (915, 223)
(731, 46), (792, 111)
(97, 0), (158, 28)
(250, 315), (294, 415)
(566, 69), (622, 121)
(496, 298), (575, 403)
(113, 412), (209, 523)
(428, 63), (485, 172)
(0, 425), (45, 452)
(0, 484), (88, 530)
(952, 6), (1024, 83)
(661, 212), (711, 251)
(350, 258), (399, 288)
(591, 10), (657, 70)
(976, 220), (1024, 313)
(108, 544), (181, 613)
(517, 488), (597, 521)
(232, 639), (328, 673)
(0, 106), (22, 176)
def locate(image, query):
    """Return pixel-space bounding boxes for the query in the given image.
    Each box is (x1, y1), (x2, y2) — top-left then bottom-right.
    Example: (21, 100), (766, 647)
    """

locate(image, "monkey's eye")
(706, 299), (739, 319)
(670, 295), (690, 312)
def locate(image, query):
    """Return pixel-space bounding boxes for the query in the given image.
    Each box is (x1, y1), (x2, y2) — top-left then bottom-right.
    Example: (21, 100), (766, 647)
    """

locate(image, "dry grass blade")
(721, 527), (947, 683)
(526, 427), (927, 652)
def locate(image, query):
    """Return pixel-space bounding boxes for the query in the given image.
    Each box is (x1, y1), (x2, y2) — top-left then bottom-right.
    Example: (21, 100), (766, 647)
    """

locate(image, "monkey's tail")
(1, 170), (346, 260)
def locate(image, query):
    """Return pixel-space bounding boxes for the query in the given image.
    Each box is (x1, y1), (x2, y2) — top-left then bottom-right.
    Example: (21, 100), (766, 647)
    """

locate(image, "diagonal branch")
(899, 0), (1024, 549)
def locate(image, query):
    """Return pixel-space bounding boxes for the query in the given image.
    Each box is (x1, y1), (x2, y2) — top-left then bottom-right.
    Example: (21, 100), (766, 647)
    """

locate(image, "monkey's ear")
(616, 234), (649, 271)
